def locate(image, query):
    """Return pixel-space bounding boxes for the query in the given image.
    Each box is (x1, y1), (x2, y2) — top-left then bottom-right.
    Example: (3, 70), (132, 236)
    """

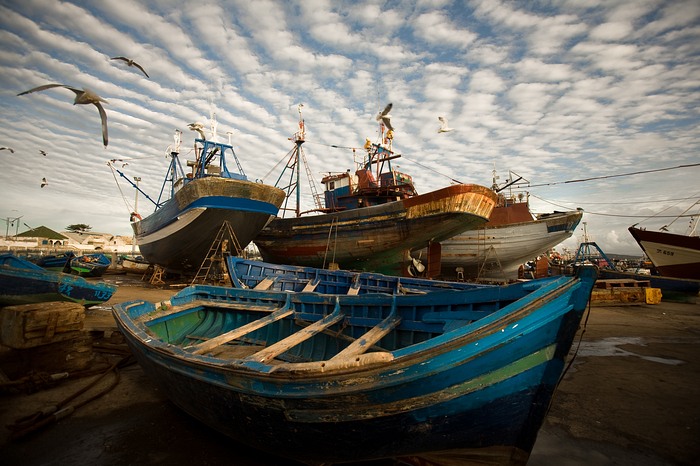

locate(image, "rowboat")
(32, 251), (74, 271)
(120, 256), (153, 275)
(0, 253), (116, 306)
(112, 265), (597, 464)
(226, 256), (491, 294)
(69, 253), (111, 277)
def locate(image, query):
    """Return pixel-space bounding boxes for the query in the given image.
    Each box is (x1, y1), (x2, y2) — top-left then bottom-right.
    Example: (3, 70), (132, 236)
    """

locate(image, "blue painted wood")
(0, 253), (117, 306)
(112, 265), (597, 464)
(226, 256), (500, 294)
(69, 253), (111, 277)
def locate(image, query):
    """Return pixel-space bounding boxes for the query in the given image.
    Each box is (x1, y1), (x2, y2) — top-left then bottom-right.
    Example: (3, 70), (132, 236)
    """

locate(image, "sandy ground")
(0, 275), (698, 465)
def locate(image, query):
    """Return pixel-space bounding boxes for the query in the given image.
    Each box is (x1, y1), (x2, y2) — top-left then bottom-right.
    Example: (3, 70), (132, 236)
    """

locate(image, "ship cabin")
(321, 144), (417, 211)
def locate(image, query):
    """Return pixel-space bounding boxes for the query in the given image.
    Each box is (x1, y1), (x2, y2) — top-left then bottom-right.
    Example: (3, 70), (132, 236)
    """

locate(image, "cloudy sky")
(1, 0), (699, 256)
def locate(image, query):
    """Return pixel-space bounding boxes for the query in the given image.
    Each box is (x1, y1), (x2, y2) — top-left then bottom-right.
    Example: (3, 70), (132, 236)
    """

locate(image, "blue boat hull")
(1, 254), (116, 306)
(133, 177), (285, 273)
(113, 268), (596, 464)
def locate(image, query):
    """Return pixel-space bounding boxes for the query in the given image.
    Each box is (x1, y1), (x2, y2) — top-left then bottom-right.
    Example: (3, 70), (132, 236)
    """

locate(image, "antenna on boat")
(209, 111), (218, 142)
(172, 129), (182, 155)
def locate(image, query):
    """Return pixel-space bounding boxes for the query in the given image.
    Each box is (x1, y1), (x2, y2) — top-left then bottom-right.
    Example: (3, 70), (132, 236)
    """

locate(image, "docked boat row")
(32, 251), (112, 278)
(0, 254), (116, 306)
(108, 108), (583, 282)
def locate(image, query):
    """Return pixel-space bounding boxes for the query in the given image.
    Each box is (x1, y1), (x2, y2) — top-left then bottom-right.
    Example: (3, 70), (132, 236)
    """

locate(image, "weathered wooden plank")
(247, 303), (344, 364)
(301, 277), (320, 292)
(0, 302), (85, 349)
(254, 276), (277, 290)
(188, 303), (294, 355)
(331, 314), (401, 360)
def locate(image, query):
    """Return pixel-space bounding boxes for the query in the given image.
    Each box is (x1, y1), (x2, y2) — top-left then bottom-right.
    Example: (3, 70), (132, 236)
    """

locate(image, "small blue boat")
(112, 265), (597, 464)
(226, 256), (491, 294)
(0, 254), (117, 306)
(69, 253), (111, 277)
(33, 251), (75, 271)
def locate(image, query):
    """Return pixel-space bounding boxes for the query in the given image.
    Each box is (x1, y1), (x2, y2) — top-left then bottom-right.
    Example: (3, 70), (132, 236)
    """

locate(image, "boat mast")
(294, 104), (305, 217)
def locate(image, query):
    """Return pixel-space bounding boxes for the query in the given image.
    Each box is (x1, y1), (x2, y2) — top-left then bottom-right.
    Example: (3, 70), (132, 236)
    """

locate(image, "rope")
(108, 162), (135, 214)
(7, 354), (133, 440)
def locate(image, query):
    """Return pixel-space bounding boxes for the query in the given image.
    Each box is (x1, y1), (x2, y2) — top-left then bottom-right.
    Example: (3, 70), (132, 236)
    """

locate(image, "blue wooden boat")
(70, 253), (111, 277)
(112, 266), (597, 465)
(32, 251), (75, 271)
(226, 256), (491, 294)
(0, 254), (116, 306)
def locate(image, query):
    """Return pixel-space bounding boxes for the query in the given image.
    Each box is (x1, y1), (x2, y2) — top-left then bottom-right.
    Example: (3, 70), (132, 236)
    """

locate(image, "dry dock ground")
(0, 278), (698, 466)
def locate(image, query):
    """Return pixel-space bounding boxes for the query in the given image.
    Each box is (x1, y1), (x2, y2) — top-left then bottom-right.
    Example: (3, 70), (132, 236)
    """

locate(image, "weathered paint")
(112, 266), (597, 464)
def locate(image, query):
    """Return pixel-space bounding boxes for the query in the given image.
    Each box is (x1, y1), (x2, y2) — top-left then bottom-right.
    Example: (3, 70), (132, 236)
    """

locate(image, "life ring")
(130, 212), (142, 222)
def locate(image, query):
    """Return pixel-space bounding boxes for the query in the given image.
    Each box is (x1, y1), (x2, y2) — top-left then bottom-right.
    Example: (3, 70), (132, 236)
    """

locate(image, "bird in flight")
(0, 147), (14, 153)
(438, 116), (453, 133)
(18, 84), (109, 147)
(39, 149), (47, 156)
(188, 122), (206, 140)
(111, 56), (150, 78)
(41, 177), (48, 188)
(376, 103), (393, 131)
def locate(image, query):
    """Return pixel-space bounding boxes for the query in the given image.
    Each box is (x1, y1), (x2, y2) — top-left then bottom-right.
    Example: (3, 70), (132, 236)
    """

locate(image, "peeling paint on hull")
(132, 177), (285, 273)
(255, 184), (497, 274)
(113, 266), (597, 464)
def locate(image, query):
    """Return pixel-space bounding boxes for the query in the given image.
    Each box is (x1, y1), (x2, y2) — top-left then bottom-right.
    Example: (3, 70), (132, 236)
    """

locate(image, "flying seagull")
(188, 122), (206, 140)
(0, 147), (14, 153)
(18, 84), (109, 147)
(39, 149), (47, 156)
(376, 103), (393, 131)
(438, 116), (453, 133)
(41, 177), (48, 188)
(111, 56), (150, 78)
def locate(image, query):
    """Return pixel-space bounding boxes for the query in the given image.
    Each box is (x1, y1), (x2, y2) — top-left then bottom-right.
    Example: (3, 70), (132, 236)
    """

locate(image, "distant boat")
(424, 170), (583, 280)
(111, 124), (285, 274)
(572, 241), (700, 299)
(120, 256), (152, 275)
(254, 107), (497, 275)
(226, 256), (492, 294)
(112, 266), (597, 465)
(628, 226), (700, 280)
(0, 253), (116, 306)
(33, 251), (75, 272)
(69, 253), (111, 277)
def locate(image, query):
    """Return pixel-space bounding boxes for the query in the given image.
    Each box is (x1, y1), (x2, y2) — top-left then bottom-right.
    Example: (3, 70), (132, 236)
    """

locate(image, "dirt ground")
(0, 277), (698, 465)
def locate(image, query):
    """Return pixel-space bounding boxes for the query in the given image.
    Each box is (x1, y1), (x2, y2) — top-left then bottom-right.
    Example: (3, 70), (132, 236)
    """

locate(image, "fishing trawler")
(420, 171), (583, 280)
(253, 106), (498, 276)
(628, 222), (699, 280)
(110, 121), (285, 274)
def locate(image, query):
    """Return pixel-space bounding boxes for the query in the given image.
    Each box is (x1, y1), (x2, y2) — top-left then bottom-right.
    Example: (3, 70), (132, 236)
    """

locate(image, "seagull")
(376, 103), (393, 131)
(18, 84), (109, 147)
(41, 177), (48, 188)
(111, 56), (150, 78)
(438, 116), (453, 133)
(0, 147), (14, 153)
(39, 149), (47, 156)
(188, 122), (206, 140)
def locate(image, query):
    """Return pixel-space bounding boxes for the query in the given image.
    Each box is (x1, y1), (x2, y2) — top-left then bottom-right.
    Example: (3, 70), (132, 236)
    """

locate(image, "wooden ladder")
(191, 221), (242, 285)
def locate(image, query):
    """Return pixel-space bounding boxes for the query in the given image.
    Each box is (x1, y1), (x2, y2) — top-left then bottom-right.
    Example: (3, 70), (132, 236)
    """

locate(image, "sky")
(0, 0), (699, 257)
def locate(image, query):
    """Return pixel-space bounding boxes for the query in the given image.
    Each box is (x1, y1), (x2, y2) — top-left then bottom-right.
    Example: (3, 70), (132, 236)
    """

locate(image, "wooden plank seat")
(246, 299), (345, 364)
(301, 277), (320, 292)
(331, 313), (401, 360)
(137, 299), (284, 324)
